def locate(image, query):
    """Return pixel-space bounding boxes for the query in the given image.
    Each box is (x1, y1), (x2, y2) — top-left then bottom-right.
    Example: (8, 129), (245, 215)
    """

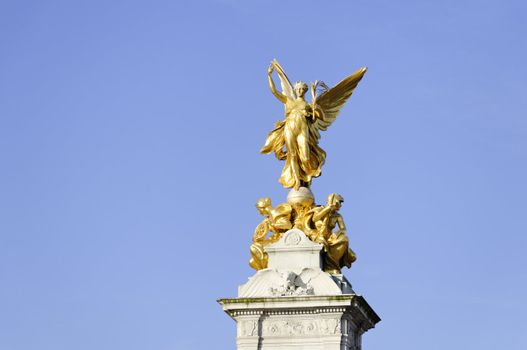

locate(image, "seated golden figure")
(249, 198), (293, 270)
(303, 194), (356, 274)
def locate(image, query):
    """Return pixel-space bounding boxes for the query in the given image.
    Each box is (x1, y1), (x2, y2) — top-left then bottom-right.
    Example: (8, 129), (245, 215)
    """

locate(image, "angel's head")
(294, 81), (308, 98)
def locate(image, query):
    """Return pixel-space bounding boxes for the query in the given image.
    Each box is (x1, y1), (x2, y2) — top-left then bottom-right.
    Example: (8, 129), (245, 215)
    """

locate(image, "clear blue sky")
(1, 1), (526, 349)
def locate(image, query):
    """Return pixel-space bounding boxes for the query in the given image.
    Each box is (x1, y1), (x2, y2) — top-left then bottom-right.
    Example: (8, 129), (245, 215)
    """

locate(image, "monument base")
(218, 294), (379, 350)
(219, 229), (380, 349)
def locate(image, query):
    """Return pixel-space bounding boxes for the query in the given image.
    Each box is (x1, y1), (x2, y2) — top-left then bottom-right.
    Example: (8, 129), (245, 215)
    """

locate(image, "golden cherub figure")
(261, 59), (367, 190)
(249, 197), (293, 270)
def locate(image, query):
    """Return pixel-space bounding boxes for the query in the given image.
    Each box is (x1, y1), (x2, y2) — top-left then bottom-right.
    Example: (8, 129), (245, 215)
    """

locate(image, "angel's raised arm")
(268, 64), (287, 104)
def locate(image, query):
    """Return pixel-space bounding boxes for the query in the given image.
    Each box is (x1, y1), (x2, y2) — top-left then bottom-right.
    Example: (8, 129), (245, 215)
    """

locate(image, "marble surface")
(219, 229), (380, 349)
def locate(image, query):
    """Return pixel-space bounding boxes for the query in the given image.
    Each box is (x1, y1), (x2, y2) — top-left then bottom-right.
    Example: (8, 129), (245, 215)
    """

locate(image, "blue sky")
(0, 1), (526, 349)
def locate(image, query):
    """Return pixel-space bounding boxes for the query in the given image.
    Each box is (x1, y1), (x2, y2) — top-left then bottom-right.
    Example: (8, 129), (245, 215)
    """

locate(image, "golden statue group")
(249, 59), (367, 275)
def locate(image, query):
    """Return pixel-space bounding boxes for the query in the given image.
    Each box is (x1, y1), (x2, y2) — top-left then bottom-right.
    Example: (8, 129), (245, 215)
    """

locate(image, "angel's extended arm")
(268, 65), (288, 104)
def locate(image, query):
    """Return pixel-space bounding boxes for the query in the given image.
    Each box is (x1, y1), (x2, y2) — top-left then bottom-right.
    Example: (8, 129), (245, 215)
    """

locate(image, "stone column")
(218, 229), (380, 350)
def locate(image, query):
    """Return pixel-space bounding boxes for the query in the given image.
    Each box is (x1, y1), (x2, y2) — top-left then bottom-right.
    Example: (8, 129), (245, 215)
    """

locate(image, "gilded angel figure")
(261, 59), (367, 190)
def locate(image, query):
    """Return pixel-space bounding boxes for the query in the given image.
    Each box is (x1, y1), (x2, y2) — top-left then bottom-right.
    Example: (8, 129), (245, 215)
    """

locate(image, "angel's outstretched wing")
(272, 59), (296, 99)
(314, 67), (367, 131)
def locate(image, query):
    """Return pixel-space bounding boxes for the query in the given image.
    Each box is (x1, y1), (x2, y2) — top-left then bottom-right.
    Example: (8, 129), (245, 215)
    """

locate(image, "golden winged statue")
(261, 59), (367, 190)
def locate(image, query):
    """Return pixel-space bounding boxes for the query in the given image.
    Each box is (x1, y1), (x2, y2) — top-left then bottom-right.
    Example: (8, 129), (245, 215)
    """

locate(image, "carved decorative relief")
(284, 230), (302, 245)
(320, 318), (340, 335)
(268, 271), (314, 296)
(262, 318), (341, 336)
(239, 319), (258, 337)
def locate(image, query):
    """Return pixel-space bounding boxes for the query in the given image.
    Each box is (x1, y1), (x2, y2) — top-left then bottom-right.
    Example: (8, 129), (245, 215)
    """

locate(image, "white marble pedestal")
(218, 229), (380, 350)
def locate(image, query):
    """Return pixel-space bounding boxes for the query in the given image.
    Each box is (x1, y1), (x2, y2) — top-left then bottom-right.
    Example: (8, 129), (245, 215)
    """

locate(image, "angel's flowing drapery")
(261, 103), (326, 189)
(261, 60), (367, 190)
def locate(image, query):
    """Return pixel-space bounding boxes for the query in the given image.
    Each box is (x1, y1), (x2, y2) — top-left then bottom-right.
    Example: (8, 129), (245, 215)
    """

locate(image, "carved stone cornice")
(218, 294), (380, 333)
